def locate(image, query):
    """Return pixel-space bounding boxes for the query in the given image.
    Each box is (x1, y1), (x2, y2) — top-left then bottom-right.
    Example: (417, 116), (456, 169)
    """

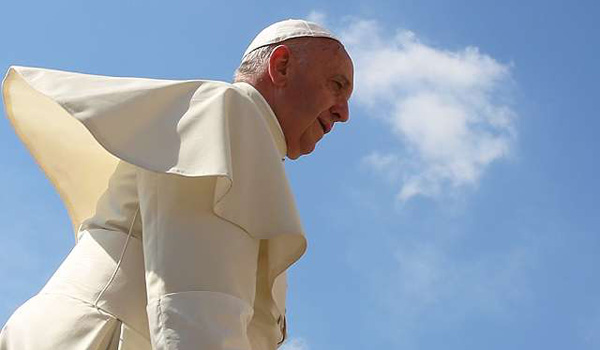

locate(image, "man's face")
(278, 39), (354, 159)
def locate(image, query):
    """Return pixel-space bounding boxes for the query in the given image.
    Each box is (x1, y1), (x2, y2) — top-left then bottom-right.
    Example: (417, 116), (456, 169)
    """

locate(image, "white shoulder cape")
(2, 66), (307, 316)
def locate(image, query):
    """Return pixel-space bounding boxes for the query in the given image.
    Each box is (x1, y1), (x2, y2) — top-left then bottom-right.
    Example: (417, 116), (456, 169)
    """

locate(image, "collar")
(233, 82), (287, 161)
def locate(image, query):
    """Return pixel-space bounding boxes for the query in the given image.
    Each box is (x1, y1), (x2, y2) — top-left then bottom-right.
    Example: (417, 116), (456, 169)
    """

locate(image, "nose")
(330, 100), (350, 123)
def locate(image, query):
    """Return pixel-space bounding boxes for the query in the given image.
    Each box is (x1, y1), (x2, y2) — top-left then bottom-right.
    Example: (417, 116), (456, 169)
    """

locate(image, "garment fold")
(2, 65), (307, 334)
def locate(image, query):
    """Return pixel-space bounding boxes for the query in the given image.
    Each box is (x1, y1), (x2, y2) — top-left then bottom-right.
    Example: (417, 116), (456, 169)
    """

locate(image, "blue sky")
(1, 1), (599, 349)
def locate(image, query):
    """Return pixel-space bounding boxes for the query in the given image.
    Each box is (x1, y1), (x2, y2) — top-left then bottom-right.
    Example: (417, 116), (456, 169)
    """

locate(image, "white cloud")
(391, 241), (533, 316)
(342, 219), (538, 348)
(280, 337), (309, 350)
(363, 237), (536, 349)
(580, 306), (600, 348)
(361, 152), (402, 184)
(309, 14), (530, 347)
(306, 11), (328, 27)
(339, 19), (517, 201)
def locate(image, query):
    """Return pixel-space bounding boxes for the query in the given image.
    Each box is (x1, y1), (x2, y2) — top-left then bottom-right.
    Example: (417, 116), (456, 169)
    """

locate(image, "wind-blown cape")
(2, 66), (306, 325)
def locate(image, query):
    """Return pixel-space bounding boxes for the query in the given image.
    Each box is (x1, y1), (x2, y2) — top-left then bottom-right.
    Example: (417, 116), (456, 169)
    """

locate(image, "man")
(0, 19), (353, 349)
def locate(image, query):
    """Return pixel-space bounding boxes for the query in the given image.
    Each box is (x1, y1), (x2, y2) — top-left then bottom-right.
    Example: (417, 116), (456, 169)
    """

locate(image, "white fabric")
(137, 170), (263, 349)
(0, 293), (125, 350)
(1, 163), (287, 349)
(41, 229), (149, 339)
(243, 19), (340, 57)
(147, 292), (254, 349)
(1, 66), (308, 349)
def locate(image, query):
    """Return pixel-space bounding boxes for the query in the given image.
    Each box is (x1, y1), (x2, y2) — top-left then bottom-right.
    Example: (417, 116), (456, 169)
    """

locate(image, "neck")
(240, 76), (285, 133)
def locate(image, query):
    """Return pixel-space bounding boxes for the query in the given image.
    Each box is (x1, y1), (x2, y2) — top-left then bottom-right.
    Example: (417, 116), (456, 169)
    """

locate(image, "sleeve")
(136, 168), (259, 350)
(1, 65), (207, 235)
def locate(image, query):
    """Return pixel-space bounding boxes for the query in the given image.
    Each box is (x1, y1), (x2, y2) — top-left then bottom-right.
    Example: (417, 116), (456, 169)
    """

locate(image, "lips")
(318, 118), (331, 134)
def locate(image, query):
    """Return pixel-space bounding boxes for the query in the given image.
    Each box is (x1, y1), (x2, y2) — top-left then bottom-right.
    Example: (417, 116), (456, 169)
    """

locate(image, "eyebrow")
(334, 74), (352, 89)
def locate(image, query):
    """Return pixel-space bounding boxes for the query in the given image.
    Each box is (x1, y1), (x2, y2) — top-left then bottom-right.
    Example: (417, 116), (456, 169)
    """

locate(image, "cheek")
(293, 111), (321, 138)
(299, 120), (324, 148)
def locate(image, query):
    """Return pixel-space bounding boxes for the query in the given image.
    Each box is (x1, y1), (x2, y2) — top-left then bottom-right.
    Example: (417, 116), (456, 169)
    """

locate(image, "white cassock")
(0, 66), (307, 350)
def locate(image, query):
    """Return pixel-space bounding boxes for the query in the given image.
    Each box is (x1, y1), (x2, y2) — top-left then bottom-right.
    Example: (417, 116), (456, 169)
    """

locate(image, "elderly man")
(0, 19), (353, 349)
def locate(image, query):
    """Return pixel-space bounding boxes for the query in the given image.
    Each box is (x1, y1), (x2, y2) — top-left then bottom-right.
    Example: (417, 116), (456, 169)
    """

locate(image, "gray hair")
(233, 45), (277, 82)
(233, 38), (316, 83)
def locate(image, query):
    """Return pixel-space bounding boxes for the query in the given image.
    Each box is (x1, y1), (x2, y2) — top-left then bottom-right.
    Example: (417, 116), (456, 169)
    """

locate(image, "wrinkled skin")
(258, 38), (354, 159)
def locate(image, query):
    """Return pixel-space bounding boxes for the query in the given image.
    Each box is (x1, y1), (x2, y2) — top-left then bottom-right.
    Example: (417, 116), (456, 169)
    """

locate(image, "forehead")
(311, 39), (352, 63)
(318, 41), (354, 94)
(307, 39), (354, 79)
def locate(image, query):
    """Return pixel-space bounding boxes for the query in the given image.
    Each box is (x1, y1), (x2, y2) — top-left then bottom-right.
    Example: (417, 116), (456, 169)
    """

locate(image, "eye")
(332, 80), (343, 91)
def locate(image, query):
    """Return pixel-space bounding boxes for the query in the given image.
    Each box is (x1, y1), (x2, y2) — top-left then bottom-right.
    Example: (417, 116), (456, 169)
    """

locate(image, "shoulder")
(190, 80), (254, 106)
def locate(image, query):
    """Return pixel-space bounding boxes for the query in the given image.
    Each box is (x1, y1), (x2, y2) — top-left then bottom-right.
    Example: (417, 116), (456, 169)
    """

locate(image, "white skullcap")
(243, 19), (341, 58)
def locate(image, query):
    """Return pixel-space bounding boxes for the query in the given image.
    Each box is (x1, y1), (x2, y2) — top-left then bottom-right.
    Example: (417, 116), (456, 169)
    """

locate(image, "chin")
(287, 147), (316, 160)
(287, 139), (319, 160)
(301, 145), (317, 158)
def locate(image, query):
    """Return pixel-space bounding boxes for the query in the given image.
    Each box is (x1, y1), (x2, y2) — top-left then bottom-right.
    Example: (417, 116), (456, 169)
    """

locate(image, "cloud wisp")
(390, 240), (533, 316)
(304, 14), (530, 348)
(339, 18), (517, 201)
(280, 337), (309, 350)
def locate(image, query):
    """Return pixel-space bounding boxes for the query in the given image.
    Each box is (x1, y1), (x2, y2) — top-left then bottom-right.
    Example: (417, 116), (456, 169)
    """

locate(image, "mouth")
(318, 118), (331, 134)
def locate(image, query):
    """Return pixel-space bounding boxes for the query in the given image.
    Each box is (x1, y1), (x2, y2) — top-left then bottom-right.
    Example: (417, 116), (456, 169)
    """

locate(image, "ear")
(268, 45), (291, 87)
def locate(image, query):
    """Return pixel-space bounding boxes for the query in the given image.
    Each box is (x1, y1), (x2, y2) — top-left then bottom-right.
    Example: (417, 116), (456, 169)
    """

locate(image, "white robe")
(0, 66), (307, 349)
